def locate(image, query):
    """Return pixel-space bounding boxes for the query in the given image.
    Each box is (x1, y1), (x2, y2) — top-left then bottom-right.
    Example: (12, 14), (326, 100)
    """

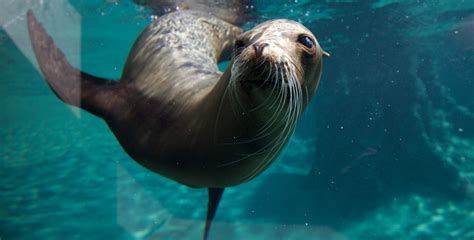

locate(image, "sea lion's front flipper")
(27, 10), (119, 119)
(204, 188), (224, 240)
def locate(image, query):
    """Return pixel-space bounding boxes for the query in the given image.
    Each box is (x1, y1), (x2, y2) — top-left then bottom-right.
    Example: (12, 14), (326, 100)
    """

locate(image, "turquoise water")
(1, 0), (474, 239)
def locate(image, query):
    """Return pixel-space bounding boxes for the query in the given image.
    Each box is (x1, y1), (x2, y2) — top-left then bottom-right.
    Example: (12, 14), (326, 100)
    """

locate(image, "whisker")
(219, 57), (304, 174)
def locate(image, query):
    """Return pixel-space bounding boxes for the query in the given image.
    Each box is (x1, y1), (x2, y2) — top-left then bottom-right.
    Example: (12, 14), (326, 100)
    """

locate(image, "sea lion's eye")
(297, 35), (314, 49)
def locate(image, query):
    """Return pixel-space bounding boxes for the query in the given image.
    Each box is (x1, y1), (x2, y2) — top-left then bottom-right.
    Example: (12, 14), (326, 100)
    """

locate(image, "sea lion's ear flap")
(322, 50), (331, 58)
(203, 188), (224, 240)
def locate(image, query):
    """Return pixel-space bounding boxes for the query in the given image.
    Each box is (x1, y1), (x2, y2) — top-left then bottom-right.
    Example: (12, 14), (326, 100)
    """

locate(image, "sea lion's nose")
(253, 42), (269, 58)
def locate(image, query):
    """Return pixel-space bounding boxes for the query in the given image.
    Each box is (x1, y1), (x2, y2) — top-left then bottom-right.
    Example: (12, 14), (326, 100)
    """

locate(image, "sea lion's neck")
(202, 66), (264, 144)
(193, 64), (293, 178)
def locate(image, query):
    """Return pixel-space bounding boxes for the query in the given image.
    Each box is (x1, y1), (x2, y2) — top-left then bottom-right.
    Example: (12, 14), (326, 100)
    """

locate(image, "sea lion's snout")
(232, 39), (297, 91)
(252, 42), (269, 59)
(236, 39), (287, 65)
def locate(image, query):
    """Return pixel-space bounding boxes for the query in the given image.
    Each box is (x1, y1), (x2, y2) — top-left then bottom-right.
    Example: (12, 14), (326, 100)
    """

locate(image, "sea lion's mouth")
(232, 57), (292, 90)
(238, 63), (279, 88)
(240, 79), (274, 88)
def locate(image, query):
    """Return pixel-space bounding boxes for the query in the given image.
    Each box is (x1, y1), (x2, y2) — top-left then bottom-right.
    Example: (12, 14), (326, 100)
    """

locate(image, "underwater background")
(1, 0), (473, 239)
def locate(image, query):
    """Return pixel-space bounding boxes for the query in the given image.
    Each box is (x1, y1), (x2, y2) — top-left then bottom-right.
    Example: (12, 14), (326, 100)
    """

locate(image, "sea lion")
(27, 7), (327, 240)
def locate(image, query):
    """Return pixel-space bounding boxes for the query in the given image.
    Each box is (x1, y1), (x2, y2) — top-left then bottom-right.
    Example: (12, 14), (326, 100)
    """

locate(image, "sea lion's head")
(228, 19), (327, 116)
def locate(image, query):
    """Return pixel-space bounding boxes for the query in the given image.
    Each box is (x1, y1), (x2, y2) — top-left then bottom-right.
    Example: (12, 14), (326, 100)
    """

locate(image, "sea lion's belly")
(107, 100), (282, 188)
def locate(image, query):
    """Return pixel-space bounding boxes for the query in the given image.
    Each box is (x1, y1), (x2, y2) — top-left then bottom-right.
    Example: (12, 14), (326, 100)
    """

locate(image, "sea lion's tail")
(27, 10), (120, 119)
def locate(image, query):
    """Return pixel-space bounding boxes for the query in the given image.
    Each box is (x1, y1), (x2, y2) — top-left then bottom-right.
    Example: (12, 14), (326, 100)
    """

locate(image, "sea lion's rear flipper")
(134, 0), (254, 26)
(204, 188), (224, 240)
(27, 10), (119, 119)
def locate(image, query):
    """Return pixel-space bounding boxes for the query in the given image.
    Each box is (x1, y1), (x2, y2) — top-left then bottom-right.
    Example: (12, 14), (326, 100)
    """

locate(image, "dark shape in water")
(134, 0), (254, 25)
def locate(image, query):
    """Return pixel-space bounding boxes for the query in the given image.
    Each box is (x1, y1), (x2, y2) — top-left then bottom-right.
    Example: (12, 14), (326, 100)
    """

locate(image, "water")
(1, 0), (473, 239)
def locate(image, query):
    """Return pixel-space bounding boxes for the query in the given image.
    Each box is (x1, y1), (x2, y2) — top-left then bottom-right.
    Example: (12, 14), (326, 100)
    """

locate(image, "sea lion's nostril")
(253, 43), (269, 58)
